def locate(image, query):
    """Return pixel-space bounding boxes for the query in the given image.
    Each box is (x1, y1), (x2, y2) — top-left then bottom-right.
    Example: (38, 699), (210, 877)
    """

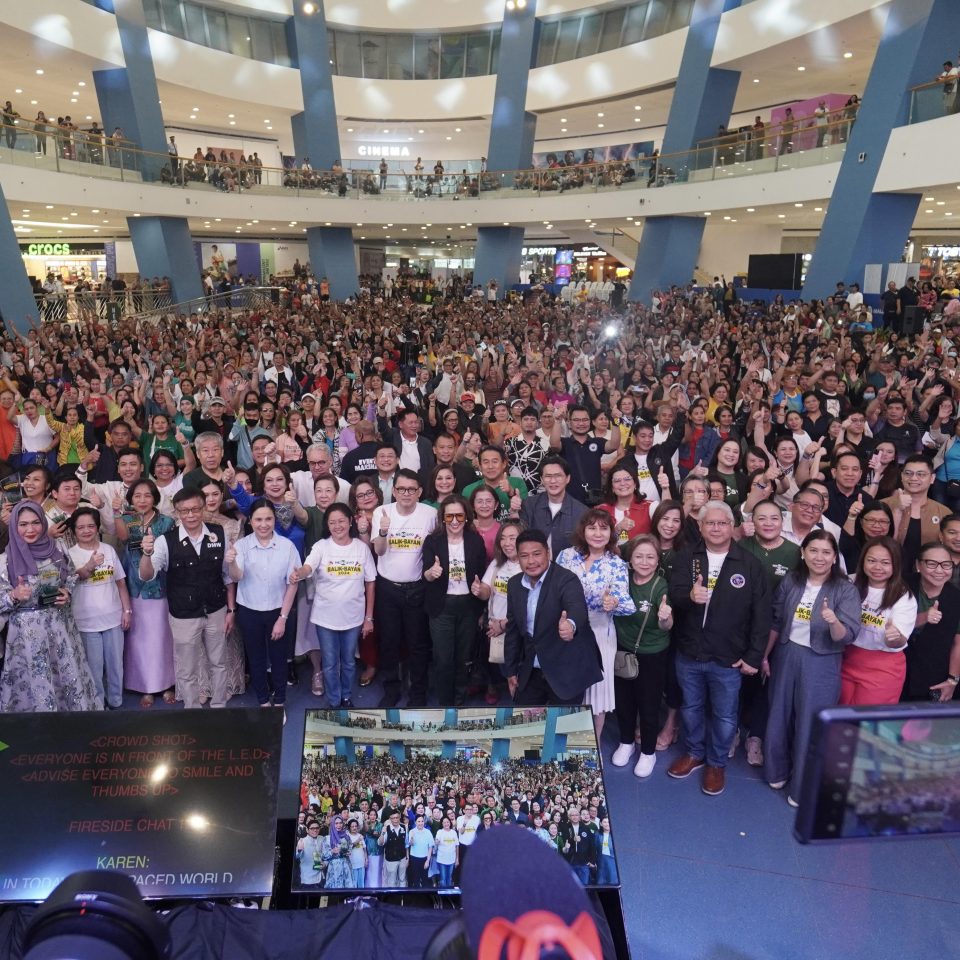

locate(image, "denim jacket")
(771, 573), (860, 655)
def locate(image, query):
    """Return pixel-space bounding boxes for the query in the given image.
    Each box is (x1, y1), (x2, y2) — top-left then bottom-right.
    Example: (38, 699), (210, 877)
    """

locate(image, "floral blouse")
(555, 548), (636, 617)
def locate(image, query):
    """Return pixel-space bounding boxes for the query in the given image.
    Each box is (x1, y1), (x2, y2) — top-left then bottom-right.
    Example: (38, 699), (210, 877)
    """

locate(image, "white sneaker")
(611, 743), (635, 767)
(634, 753), (657, 778)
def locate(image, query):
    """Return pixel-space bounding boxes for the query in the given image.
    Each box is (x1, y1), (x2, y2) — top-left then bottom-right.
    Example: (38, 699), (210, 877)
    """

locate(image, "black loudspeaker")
(746, 253), (803, 290)
(902, 305), (923, 335)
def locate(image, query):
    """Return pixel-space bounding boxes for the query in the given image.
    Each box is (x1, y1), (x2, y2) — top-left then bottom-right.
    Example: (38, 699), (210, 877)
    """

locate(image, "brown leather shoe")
(702, 765), (726, 796)
(667, 754), (705, 779)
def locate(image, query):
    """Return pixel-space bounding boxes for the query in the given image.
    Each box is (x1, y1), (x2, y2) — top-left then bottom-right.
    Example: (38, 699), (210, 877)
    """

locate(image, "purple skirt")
(123, 597), (175, 693)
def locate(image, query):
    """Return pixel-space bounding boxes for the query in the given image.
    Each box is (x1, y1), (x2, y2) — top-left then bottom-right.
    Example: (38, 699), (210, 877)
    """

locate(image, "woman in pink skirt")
(841, 536), (918, 705)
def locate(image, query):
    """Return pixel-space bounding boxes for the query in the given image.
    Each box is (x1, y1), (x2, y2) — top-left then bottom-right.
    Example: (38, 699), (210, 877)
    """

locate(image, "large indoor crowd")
(294, 752), (612, 889)
(0, 278), (958, 806)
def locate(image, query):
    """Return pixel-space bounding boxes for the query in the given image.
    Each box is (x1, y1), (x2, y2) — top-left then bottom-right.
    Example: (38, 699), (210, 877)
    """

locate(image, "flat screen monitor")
(794, 704), (960, 843)
(291, 706), (619, 893)
(0, 708), (283, 902)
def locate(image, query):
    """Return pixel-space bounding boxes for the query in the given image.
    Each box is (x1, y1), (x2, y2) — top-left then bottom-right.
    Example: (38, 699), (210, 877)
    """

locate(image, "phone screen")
(794, 705), (960, 843)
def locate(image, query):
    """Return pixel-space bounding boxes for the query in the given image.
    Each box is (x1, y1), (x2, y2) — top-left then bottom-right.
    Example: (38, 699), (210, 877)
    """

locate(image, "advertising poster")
(531, 141), (654, 168)
(0, 709), (283, 902)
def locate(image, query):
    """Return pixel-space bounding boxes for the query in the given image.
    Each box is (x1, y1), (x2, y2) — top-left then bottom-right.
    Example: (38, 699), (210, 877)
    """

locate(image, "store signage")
(925, 246), (960, 258)
(22, 242), (71, 256)
(357, 144), (412, 158)
(523, 247), (557, 255)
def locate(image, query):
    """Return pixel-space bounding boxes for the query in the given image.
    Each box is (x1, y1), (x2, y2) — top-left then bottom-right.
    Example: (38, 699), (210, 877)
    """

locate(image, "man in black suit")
(519, 456), (587, 556)
(378, 407), (435, 487)
(503, 529), (601, 705)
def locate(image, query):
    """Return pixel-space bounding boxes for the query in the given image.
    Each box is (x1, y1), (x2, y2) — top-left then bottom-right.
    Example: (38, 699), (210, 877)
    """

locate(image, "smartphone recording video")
(794, 705), (960, 843)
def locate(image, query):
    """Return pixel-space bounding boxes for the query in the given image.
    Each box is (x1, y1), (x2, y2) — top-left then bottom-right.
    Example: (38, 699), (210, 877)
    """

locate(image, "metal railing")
(32, 285), (287, 324)
(909, 76), (960, 124)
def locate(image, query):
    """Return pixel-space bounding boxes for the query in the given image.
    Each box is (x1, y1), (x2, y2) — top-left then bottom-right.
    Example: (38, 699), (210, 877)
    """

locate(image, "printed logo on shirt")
(860, 608), (885, 628)
(637, 467), (652, 481)
(772, 563), (790, 578)
(449, 558), (466, 582)
(387, 532), (424, 551)
(794, 600), (813, 622)
(637, 600), (651, 614)
(707, 574), (719, 591)
(325, 561), (363, 578)
(729, 574), (746, 589)
(494, 575), (510, 595)
(87, 565), (114, 584)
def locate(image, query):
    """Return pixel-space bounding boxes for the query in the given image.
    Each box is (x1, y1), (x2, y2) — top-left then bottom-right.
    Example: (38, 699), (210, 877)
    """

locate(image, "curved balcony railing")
(0, 108), (858, 205)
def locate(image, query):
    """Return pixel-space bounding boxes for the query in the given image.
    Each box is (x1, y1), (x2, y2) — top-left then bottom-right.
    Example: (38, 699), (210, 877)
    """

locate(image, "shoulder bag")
(613, 576), (661, 680)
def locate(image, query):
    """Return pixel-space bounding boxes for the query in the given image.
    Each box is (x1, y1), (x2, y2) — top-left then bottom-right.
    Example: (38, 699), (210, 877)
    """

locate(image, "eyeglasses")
(921, 559), (954, 571)
(444, 513), (466, 523)
(176, 505), (202, 515)
(307, 460), (326, 467)
(703, 520), (732, 527)
(794, 501), (822, 512)
(357, 489), (377, 498)
(394, 486), (419, 494)
(902, 470), (931, 479)
(862, 516), (889, 525)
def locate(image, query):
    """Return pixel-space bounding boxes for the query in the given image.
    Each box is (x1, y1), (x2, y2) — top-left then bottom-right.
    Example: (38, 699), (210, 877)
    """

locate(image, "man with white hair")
(666, 501), (771, 797)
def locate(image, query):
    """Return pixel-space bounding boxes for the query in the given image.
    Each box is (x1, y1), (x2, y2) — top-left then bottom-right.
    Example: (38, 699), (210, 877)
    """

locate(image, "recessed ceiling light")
(937, 201), (946, 205)
(133, 213), (141, 217)
(560, 118), (567, 123)
(408, 137), (414, 141)
(85, 115), (92, 120)
(263, 119), (270, 123)
(746, 207), (755, 212)
(794, 202), (803, 207)
(45, 204), (54, 209)
(102, 219), (109, 223)
(229, 121), (236, 125)
(634, 105), (641, 111)
(597, 112), (604, 118)
(597, 123), (604, 128)
(561, 127), (568, 132)
(215, 218), (222, 222)
(35, 69), (43, 75)
(814, 206), (823, 211)
(797, 65), (806, 71)
(454, 127), (462, 133)
(778, 214), (786, 218)
(703, 211), (711, 216)
(843, 51), (853, 59)
(228, 114), (235, 119)
(446, 136), (452, 140)
(70, 98), (77, 103)
(947, 212), (954, 216)
(72, 91), (79, 96)
(190, 115), (196, 120)
(925, 196), (935, 201)
(418, 128), (424, 133)
(723, 215), (731, 220)
(634, 117), (642, 122)
(78, 81), (85, 86)
(383, 128), (389, 133)
(14, 88), (22, 94)
(69, 211), (78, 216)
(926, 209), (934, 213)
(30, 101), (37, 105)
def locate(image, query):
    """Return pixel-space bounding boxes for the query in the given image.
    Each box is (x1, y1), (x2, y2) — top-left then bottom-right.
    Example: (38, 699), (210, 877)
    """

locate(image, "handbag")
(613, 576), (661, 680)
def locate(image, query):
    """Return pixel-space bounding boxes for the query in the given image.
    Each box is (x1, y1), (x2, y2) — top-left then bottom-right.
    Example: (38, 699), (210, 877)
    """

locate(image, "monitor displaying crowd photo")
(291, 706), (618, 894)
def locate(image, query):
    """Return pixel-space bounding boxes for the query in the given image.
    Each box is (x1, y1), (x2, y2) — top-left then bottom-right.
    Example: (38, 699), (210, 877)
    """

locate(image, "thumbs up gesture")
(425, 556), (443, 581)
(927, 599), (943, 625)
(690, 575), (709, 604)
(601, 584), (617, 613)
(12, 575), (32, 602)
(883, 618), (905, 649)
(225, 544), (237, 565)
(657, 467), (670, 490)
(141, 531), (156, 555)
(820, 597), (838, 625)
(658, 594), (673, 623)
(470, 575), (483, 597)
(509, 489), (522, 514)
(378, 512), (391, 538)
(850, 494), (864, 517)
(558, 610), (575, 641)
(222, 460), (236, 487)
(91, 550), (104, 568)
(111, 491), (124, 514)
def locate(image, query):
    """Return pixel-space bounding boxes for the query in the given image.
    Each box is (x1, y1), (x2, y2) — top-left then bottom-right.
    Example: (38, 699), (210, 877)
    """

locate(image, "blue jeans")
(675, 653), (743, 768)
(437, 861), (455, 888)
(80, 625), (124, 708)
(352, 867), (365, 887)
(571, 864), (591, 886)
(596, 855), (618, 885)
(316, 624), (361, 706)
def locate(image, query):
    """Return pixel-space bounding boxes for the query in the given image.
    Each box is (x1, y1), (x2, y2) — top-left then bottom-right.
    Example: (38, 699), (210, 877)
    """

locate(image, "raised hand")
(225, 544), (237, 565)
(558, 610), (575, 641)
(820, 597), (838, 625)
(883, 619), (905, 648)
(690, 575), (709, 604)
(425, 557), (443, 581)
(600, 585), (617, 613)
(927, 599), (942, 625)
(111, 492), (124, 514)
(284, 487), (297, 504)
(378, 513), (391, 537)
(12, 576), (32, 602)
(222, 460), (236, 488)
(141, 531), (156, 555)
(849, 494), (864, 518)
(509, 490), (522, 514)
(897, 488), (912, 512)
(658, 594), (672, 622)
(470, 575), (483, 597)
(356, 513), (370, 535)
(657, 467), (670, 490)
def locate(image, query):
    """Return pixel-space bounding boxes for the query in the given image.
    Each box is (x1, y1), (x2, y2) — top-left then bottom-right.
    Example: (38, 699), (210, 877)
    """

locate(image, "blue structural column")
(385, 709), (401, 724)
(491, 739), (511, 763)
(474, 1), (539, 297)
(93, 0), (202, 303)
(629, 0), (741, 301)
(801, 0), (960, 297)
(0, 182), (40, 334)
(495, 707), (512, 728)
(542, 707), (568, 761)
(334, 735), (355, 765)
(389, 741), (406, 762)
(286, 2), (357, 299)
(442, 741), (457, 760)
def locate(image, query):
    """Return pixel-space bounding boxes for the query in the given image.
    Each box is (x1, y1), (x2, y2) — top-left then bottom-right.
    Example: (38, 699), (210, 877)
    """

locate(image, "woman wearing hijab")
(0, 500), (100, 711)
(322, 815), (354, 888)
